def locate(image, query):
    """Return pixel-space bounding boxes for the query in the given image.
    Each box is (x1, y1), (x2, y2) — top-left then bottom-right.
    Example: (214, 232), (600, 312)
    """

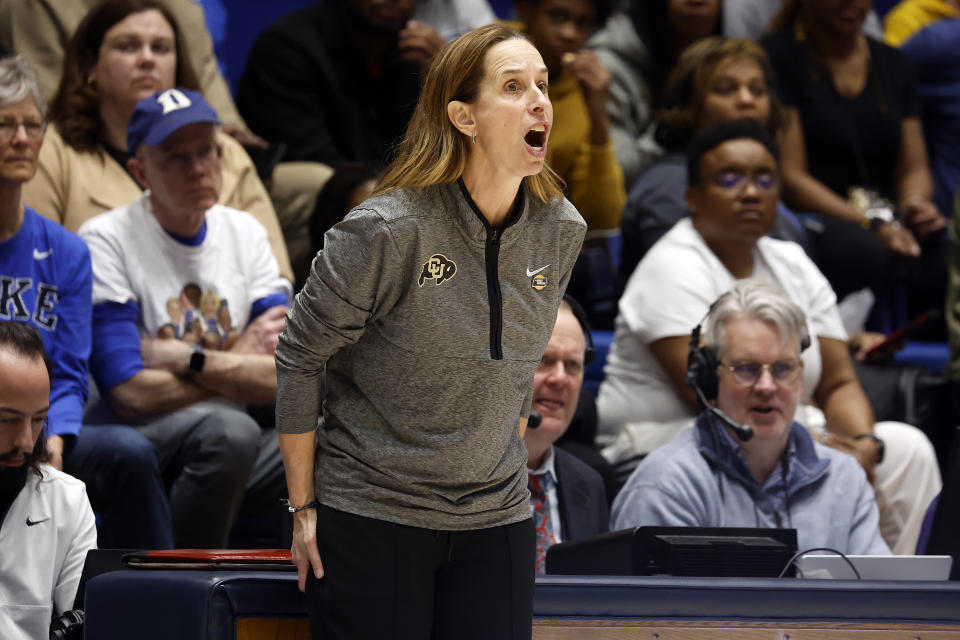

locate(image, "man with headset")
(611, 280), (890, 556)
(525, 296), (609, 574)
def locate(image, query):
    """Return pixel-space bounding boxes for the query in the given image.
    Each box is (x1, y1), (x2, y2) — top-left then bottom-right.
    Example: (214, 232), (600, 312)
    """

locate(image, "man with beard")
(0, 322), (97, 639)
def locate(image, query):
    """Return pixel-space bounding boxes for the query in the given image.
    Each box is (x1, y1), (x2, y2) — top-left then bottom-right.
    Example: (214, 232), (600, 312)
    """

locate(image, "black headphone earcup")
(584, 344), (597, 366)
(562, 294), (595, 366)
(688, 345), (719, 401)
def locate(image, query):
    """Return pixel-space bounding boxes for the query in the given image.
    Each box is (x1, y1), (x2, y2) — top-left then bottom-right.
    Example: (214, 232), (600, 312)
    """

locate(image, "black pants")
(306, 505), (535, 640)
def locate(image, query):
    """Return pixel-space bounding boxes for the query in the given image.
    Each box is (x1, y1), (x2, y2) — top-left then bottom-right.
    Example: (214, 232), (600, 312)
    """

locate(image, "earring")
(86, 75), (94, 85)
(472, 132), (477, 144)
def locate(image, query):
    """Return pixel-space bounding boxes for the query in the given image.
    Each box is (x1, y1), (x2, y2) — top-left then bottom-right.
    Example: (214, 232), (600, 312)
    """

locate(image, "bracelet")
(287, 500), (319, 514)
(853, 433), (885, 464)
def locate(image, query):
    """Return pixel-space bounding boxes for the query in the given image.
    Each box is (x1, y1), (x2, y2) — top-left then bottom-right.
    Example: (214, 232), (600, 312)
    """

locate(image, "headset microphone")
(687, 371), (754, 442)
(527, 411), (542, 429)
(686, 321), (754, 442)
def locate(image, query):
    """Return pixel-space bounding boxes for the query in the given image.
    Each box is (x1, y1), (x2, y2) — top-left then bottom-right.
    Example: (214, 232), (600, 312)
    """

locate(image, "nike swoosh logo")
(26, 517), (49, 526)
(33, 248), (53, 260)
(526, 265), (550, 277)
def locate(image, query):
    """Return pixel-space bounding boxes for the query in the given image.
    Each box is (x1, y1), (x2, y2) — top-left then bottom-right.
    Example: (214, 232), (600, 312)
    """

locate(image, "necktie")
(529, 472), (557, 575)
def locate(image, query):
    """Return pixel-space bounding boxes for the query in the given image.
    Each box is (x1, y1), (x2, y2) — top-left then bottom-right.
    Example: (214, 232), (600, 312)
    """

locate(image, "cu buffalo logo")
(418, 254), (457, 287)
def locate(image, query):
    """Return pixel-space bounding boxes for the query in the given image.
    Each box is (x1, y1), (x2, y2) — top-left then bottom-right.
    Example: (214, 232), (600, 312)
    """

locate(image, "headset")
(562, 294), (596, 366)
(687, 322), (722, 401)
(686, 312), (812, 402)
(685, 306), (811, 442)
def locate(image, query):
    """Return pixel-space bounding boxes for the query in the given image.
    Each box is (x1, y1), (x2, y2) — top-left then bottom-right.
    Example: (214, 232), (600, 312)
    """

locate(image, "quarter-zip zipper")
(485, 227), (503, 360)
(457, 178), (522, 361)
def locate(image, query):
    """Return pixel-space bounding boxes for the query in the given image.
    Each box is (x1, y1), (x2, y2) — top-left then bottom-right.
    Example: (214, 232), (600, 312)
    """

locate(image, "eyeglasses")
(712, 170), (779, 194)
(0, 118), (45, 143)
(152, 143), (222, 173)
(720, 359), (803, 386)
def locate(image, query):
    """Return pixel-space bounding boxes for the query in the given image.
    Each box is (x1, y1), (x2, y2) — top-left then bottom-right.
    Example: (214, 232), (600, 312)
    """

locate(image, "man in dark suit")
(526, 298), (609, 574)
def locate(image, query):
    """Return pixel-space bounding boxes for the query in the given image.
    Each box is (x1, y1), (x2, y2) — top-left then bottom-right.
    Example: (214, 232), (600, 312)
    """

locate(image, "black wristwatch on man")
(184, 344), (205, 379)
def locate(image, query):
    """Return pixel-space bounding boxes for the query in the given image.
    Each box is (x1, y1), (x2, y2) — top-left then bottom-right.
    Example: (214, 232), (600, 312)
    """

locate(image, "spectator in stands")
(17, 0), (294, 284)
(0, 0), (253, 144)
(883, 0), (959, 45)
(896, 14), (960, 220)
(79, 88), (290, 548)
(413, 0), (497, 40)
(0, 54), (171, 549)
(947, 193), (960, 380)
(762, 0), (947, 329)
(309, 162), (379, 254)
(238, 0), (440, 171)
(515, 0), (624, 231)
(589, 0), (721, 187)
(276, 24), (585, 638)
(724, 0), (883, 40)
(611, 280), (891, 556)
(0, 322), (97, 640)
(598, 120), (941, 554)
(0, 0), (337, 287)
(526, 296), (609, 574)
(617, 36), (803, 291)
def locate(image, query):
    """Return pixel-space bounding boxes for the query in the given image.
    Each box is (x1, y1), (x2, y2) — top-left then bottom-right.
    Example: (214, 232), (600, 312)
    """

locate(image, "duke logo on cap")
(127, 88), (221, 153)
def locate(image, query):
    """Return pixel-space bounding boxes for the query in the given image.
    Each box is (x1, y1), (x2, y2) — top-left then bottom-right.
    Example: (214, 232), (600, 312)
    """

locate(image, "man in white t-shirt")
(79, 89), (291, 548)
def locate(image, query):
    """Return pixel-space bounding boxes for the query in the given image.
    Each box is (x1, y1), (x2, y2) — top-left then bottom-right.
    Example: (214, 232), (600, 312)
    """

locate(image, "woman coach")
(275, 23), (586, 640)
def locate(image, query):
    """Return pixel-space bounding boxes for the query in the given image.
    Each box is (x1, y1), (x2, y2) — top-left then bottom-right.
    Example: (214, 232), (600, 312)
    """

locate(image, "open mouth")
(524, 124), (547, 150)
(536, 398), (564, 412)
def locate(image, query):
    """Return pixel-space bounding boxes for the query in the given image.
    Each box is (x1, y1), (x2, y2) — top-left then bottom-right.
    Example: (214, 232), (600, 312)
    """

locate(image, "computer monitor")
(546, 526), (798, 577)
(925, 426), (960, 580)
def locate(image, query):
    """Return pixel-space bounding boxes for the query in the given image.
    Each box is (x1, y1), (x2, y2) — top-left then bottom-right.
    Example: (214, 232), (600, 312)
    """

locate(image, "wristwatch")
(850, 186), (895, 230)
(185, 344), (205, 379)
(854, 433), (885, 464)
(861, 204), (895, 231)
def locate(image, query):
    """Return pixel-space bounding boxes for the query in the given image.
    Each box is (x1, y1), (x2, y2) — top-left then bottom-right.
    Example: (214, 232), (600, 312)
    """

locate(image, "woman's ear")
(447, 100), (476, 139)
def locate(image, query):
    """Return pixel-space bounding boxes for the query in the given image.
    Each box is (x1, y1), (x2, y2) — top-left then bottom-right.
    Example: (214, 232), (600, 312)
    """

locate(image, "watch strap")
(185, 344), (205, 379)
(853, 433), (885, 464)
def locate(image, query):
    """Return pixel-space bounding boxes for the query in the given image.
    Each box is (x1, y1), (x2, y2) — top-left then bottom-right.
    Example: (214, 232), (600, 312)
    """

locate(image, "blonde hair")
(374, 23), (563, 203)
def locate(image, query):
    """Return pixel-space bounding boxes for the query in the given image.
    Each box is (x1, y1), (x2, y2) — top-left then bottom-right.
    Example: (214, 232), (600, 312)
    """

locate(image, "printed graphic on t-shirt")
(157, 282), (238, 350)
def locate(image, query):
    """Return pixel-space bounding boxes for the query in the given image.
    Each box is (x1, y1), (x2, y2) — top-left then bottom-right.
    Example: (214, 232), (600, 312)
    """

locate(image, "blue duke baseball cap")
(127, 88), (221, 153)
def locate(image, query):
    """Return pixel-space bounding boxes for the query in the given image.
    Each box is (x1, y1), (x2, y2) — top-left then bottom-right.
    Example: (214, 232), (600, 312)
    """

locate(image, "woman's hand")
(874, 220), (920, 257)
(848, 331), (900, 362)
(292, 508), (324, 592)
(902, 198), (946, 240)
(562, 50), (612, 145)
(818, 431), (880, 483)
(399, 21), (445, 81)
